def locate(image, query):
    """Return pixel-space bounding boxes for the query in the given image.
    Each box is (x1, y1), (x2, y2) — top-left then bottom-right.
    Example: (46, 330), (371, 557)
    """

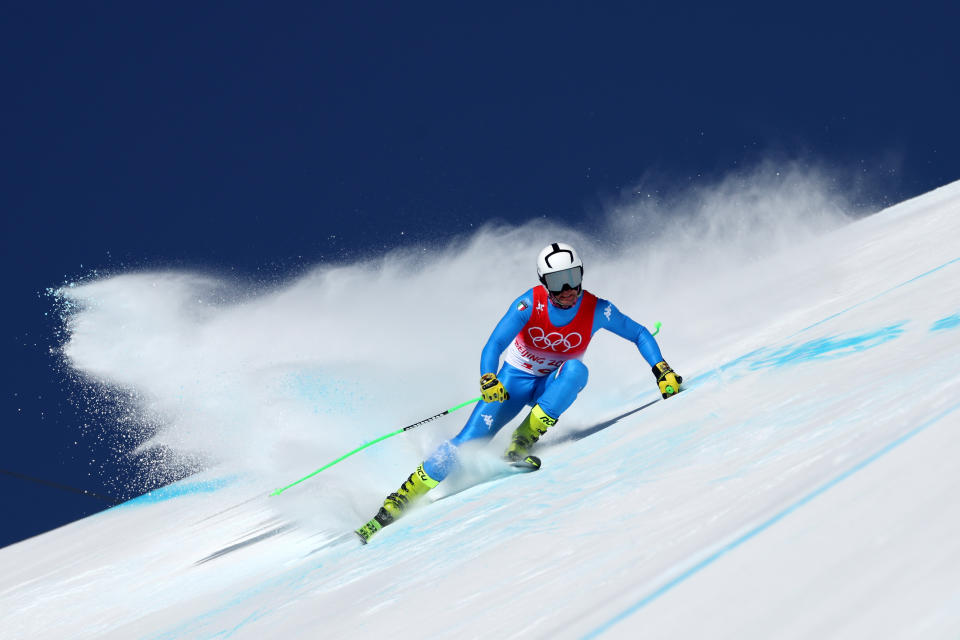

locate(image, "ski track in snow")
(585, 397), (960, 639)
(3, 179), (960, 639)
(586, 241), (960, 636)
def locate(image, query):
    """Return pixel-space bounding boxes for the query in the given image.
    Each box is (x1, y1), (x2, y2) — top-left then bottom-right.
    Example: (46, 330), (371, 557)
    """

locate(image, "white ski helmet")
(536, 242), (583, 292)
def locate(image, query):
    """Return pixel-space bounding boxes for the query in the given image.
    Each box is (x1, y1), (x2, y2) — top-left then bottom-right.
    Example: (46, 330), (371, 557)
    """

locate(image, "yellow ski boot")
(503, 404), (556, 468)
(355, 463), (439, 544)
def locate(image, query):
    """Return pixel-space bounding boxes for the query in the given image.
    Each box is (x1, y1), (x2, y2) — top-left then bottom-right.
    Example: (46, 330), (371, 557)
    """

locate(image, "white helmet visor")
(542, 266), (582, 293)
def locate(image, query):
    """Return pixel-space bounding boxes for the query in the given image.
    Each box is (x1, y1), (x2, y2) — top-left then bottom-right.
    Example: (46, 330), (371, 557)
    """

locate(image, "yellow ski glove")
(480, 373), (510, 402)
(652, 361), (683, 399)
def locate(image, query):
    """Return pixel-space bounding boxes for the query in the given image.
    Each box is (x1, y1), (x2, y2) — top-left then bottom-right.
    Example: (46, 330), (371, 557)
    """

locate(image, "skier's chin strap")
(548, 286), (582, 309)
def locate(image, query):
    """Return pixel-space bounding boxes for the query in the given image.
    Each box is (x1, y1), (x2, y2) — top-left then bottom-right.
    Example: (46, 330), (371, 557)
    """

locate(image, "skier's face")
(552, 287), (579, 308)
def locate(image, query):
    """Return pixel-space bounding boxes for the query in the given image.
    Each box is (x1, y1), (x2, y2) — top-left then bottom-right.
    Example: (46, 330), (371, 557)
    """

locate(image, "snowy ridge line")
(789, 255), (960, 337)
(582, 396), (960, 639)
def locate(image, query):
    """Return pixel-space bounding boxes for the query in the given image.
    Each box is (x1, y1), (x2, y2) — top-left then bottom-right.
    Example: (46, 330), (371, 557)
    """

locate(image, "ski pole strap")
(651, 321), (662, 337)
(270, 396), (482, 496)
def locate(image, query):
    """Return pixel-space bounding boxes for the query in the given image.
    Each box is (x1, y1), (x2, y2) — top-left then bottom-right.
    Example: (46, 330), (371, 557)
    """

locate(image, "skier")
(356, 242), (682, 542)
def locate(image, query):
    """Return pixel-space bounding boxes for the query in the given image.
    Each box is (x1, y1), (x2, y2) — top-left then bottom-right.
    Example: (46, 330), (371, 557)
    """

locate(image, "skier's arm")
(480, 291), (533, 375)
(595, 300), (664, 366)
(596, 300), (682, 398)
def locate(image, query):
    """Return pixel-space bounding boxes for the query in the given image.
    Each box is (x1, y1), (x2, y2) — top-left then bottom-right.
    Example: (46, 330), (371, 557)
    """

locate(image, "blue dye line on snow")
(582, 398), (960, 639)
(931, 314), (960, 332)
(116, 475), (238, 508)
(689, 324), (907, 392)
(750, 324), (905, 369)
(692, 255), (960, 387)
(791, 256), (960, 337)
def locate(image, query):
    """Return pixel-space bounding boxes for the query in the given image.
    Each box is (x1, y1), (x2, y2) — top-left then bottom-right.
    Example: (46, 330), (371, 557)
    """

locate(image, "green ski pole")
(651, 321), (662, 337)
(270, 396), (481, 496)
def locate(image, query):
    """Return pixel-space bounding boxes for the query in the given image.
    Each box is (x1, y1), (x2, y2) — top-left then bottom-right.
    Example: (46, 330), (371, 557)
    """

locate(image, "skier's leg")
(423, 366), (535, 481)
(504, 360), (589, 461)
(357, 366), (538, 542)
(536, 358), (589, 417)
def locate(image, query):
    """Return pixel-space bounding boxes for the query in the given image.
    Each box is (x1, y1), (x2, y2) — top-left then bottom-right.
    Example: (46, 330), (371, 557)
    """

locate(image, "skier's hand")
(652, 361), (683, 399)
(480, 373), (510, 402)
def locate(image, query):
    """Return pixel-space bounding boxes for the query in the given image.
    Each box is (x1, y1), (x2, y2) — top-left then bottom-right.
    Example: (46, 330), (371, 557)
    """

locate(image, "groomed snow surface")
(2, 178), (959, 639)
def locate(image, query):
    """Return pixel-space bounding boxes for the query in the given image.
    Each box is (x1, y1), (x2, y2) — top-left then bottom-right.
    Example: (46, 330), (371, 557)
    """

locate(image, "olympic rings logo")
(527, 327), (583, 353)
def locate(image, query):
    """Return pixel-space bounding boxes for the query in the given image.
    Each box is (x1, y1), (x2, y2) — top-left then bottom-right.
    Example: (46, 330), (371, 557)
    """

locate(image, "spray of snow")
(53, 162), (860, 520)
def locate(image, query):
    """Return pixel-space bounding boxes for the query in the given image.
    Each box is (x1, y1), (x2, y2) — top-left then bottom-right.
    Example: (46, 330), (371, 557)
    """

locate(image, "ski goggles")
(542, 266), (582, 293)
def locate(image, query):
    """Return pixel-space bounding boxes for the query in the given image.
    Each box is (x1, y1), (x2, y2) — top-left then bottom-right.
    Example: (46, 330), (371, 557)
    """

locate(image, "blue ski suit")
(422, 287), (664, 481)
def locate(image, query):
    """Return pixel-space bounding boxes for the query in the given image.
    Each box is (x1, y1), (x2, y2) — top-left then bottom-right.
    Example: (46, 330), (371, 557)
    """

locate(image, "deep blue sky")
(2, 2), (958, 547)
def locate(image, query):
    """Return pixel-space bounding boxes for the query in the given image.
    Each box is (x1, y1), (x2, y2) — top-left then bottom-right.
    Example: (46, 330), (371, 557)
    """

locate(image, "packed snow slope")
(3, 174), (960, 639)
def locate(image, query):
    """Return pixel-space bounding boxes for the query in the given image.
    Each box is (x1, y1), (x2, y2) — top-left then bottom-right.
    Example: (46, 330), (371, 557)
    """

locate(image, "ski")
(355, 519), (381, 544)
(509, 454), (541, 471)
(355, 456), (542, 545)
(355, 507), (393, 545)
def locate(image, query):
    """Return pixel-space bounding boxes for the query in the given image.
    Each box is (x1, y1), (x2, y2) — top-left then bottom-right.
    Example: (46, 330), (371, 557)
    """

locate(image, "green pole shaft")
(270, 396), (481, 496)
(433, 396), (480, 418)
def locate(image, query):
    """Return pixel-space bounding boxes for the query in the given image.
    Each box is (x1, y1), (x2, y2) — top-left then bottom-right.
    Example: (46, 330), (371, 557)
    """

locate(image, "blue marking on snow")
(117, 476), (237, 508)
(163, 523), (372, 639)
(931, 314), (960, 331)
(697, 325), (905, 387)
(749, 324), (905, 369)
(582, 398), (960, 639)
(147, 578), (279, 640)
(146, 531), (348, 640)
(791, 255), (960, 336)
